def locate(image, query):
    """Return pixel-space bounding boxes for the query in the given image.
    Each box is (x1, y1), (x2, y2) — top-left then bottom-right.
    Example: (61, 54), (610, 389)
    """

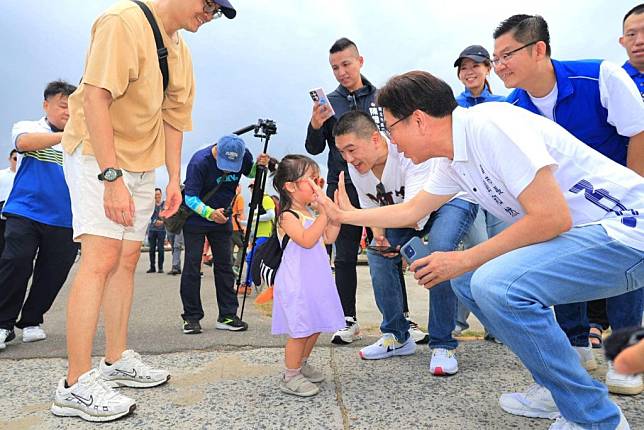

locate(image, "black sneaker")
(158, 268), (164, 274)
(146, 268), (156, 273)
(183, 320), (202, 334)
(167, 268), (182, 275)
(216, 315), (248, 332)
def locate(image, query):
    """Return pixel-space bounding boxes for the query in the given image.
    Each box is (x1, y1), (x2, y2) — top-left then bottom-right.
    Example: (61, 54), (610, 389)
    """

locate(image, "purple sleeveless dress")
(271, 212), (345, 338)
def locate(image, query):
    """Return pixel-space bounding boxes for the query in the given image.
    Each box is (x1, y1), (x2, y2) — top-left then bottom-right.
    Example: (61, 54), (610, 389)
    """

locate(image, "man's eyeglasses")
(383, 113), (411, 141)
(492, 41), (539, 67)
(203, 0), (223, 18)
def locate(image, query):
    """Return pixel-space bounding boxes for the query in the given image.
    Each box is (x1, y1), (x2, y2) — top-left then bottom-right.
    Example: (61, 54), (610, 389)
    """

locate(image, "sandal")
(589, 327), (603, 349)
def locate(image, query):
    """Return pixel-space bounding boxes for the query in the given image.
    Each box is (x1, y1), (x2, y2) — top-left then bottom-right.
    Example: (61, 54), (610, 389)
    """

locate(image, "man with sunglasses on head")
(305, 37), (377, 345)
(0, 80), (78, 353)
(334, 111), (477, 374)
(492, 14), (644, 402)
(54, 0), (237, 422)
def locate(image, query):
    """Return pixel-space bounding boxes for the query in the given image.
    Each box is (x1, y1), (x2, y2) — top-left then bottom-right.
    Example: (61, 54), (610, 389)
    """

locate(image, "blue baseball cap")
(216, 135), (245, 172)
(216, 0), (236, 19)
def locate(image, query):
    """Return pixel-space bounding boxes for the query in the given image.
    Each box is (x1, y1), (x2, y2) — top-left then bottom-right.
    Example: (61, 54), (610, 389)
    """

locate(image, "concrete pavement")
(0, 254), (641, 429)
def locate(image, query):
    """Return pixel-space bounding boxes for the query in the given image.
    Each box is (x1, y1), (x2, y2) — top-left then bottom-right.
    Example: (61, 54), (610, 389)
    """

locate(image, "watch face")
(104, 169), (118, 181)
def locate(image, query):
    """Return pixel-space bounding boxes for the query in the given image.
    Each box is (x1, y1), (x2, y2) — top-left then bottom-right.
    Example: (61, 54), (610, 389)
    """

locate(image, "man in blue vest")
(492, 14), (644, 410)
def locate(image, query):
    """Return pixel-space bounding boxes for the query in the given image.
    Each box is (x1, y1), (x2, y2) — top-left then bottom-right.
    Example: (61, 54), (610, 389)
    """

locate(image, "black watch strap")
(98, 167), (123, 182)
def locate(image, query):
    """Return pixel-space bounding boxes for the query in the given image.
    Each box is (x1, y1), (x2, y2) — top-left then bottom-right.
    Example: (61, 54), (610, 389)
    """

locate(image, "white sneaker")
(359, 333), (416, 360)
(574, 346), (598, 371)
(499, 383), (560, 419)
(429, 348), (458, 376)
(51, 369), (136, 422)
(331, 317), (361, 345)
(99, 350), (170, 388)
(0, 328), (15, 349)
(606, 361), (643, 395)
(549, 409), (629, 429)
(22, 325), (47, 343)
(407, 319), (429, 344)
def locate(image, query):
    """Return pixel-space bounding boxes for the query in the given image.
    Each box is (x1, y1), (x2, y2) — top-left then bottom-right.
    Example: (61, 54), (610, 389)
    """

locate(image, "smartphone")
(400, 236), (431, 266)
(366, 244), (399, 254)
(309, 87), (336, 116)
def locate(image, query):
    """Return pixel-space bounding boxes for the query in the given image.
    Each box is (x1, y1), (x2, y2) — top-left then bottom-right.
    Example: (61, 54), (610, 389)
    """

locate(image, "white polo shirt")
(423, 104), (644, 251)
(348, 138), (436, 229)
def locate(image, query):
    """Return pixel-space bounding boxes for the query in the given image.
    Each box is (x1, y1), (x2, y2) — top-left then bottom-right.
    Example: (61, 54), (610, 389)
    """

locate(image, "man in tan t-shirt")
(52, 0), (237, 423)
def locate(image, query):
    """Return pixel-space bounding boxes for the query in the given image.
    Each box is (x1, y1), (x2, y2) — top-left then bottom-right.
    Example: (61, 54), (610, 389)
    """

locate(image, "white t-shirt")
(423, 104), (644, 251)
(348, 138), (437, 229)
(0, 167), (15, 203)
(529, 84), (558, 121)
(528, 61), (644, 136)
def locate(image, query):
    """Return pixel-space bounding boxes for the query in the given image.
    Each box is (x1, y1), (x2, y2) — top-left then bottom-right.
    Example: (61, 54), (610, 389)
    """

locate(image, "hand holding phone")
(309, 87), (335, 128)
(400, 236), (430, 266)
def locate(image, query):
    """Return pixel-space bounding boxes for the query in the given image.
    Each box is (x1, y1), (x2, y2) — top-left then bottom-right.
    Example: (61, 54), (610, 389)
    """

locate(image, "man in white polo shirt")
(333, 110), (478, 376)
(318, 71), (643, 430)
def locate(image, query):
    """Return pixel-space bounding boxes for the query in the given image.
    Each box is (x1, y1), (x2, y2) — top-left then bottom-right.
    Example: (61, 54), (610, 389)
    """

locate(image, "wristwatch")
(97, 167), (123, 182)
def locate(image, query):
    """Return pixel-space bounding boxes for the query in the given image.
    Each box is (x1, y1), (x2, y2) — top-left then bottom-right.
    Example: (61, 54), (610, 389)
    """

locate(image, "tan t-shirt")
(62, 0), (194, 172)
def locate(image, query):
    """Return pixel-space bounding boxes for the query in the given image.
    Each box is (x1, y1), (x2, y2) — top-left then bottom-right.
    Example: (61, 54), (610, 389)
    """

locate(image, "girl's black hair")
(272, 154), (319, 216)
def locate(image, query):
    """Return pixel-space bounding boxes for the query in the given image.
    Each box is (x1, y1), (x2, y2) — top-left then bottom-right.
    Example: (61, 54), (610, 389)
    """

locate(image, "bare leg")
(103, 240), (142, 364)
(301, 333), (320, 364)
(285, 337), (308, 369)
(66, 235), (121, 384)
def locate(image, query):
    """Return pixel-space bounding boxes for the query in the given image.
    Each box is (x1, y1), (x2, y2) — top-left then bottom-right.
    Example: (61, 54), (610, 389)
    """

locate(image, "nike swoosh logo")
(115, 368), (137, 378)
(223, 319), (233, 324)
(71, 393), (93, 407)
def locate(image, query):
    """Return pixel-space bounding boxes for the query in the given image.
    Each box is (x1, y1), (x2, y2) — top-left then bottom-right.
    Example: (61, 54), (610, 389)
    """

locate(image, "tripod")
(232, 119), (277, 320)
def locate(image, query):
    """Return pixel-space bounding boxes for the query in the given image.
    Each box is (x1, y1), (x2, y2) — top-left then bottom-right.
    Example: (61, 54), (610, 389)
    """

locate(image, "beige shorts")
(63, 146), (155, 242)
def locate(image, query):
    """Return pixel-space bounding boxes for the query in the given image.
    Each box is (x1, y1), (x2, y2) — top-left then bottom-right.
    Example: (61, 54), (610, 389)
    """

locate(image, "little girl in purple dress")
(271, 155), (345, 397)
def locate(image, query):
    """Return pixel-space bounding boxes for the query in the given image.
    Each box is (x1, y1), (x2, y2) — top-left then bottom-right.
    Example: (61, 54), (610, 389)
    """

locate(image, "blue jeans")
(455, 209), (509, 332)
(367, 198), (477, 349)
(555, 290), (644, 347)
(451, 225), (643, 428)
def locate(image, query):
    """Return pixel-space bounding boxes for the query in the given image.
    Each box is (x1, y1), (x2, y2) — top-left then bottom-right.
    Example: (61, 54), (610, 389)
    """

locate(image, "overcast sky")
(0, 0), (634, 199)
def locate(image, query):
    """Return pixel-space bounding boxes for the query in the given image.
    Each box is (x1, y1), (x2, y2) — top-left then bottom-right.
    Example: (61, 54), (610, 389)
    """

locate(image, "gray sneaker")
(301, 362), (325, 383)
(279, 374), (320, 397)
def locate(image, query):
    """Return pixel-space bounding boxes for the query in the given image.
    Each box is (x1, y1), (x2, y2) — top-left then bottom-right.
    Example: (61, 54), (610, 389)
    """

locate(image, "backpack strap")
(131, 0), (169, 92)
(279, 209), (300, 249)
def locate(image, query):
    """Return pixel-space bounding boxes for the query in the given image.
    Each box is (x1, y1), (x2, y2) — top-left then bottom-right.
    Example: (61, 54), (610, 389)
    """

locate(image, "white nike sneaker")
(51, 369), (136, 422)
(99, 350), (170, 388)
(429, 348), (458, 376)
(549, 408), (629, 429)
(22, 325), (47, 343)
(499, 383), (560, 419)
(407, 319), (429, 344)
(606, 361), (643, 395)
(331, 317), (361, 345)
(359, 333), (416, 360)
(574, 345), (597, 371)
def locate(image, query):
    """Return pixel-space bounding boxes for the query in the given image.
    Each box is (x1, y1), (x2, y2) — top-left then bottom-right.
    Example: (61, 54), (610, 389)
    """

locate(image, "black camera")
(255, 118), (277, 137)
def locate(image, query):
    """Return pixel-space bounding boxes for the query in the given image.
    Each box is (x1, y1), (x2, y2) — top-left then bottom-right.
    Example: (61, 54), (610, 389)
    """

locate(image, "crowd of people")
(0, 0), (642, 428)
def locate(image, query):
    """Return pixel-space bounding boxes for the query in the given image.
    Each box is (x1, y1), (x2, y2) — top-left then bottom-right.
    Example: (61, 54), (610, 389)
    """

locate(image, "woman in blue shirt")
(454, 45), (505, 107)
